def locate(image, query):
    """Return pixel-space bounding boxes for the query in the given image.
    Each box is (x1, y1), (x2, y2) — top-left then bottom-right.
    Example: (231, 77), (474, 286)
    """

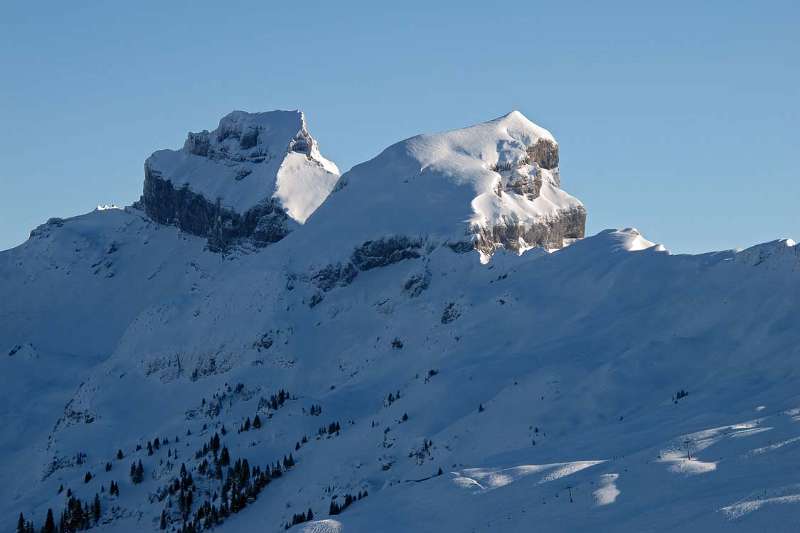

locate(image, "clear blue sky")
(1, 1), (797, 253)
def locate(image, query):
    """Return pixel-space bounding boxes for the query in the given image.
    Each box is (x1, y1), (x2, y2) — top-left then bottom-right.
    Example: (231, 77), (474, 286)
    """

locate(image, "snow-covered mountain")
(2, 110), (799, 533)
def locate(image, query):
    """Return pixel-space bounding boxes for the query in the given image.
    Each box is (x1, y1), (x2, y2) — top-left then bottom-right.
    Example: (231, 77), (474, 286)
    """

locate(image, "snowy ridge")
(735, 238), (799, 269)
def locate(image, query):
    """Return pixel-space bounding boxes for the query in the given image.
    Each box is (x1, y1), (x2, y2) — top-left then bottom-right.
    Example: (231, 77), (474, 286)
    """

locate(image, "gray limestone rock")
(140, 168), (290, 251)
(473, 205), (586, 257)
(525, 138), (559, 170)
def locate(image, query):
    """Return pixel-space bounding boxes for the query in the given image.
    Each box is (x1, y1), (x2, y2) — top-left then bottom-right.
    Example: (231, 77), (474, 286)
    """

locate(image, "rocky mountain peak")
(140, 110), (339, 250)
(296, 110), (586, 264)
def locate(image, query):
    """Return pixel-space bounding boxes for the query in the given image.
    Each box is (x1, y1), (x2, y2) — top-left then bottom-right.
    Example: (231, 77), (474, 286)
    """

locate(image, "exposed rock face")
(474, 205), (586, 257)
(503, 166), (544, 200)
(140, 169), (290, 251)
(503, 139), (561, 199)
(479, 131), (585, 257)
(526, 138), (559, 170)
(311, 236), (424, 294)
(351, 236), (422, 271)
(312, 262), (358, 292)
(139, 110), (339, 250)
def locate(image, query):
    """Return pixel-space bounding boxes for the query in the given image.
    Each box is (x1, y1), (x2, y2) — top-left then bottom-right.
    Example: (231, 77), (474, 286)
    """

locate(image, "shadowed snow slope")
(1, 112), (799, 533)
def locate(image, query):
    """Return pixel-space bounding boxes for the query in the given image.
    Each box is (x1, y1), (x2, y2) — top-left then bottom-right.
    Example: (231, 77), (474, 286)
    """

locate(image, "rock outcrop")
(140, 172), (290, 250)
(473, 205), (586, 256)
(480, 135), (586, 255)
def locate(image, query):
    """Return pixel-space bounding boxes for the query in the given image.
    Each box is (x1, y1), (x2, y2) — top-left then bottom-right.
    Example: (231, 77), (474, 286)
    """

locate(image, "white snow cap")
(145, 110), (339, 223)
(401, 109), (576, 230)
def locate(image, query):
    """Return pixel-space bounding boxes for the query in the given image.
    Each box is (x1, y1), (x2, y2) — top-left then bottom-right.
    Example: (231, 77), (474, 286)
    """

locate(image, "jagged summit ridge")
(140, 110), (339, 249)
(298, 110), (586, 263)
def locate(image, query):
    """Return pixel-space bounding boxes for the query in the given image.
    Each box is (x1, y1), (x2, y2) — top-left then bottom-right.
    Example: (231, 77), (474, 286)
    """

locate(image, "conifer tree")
(220, 447), (230, 466)
(93, 493), (101, 523)
(42, 509), (55, 533)
(131, 460), (144, 483)
(241, 459), (250, 483)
